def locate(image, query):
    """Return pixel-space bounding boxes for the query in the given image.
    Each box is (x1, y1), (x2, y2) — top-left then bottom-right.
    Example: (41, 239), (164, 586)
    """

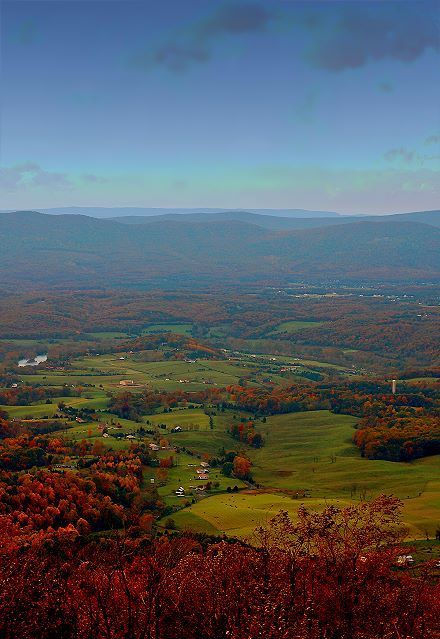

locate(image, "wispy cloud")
(0, 164), (111, 193)
(0, 163), (72, 191)
(378, 81), (394, 93)
(11, 19), (38, 46)
(129, 2), (276, 73)
(198, 2), (273, 37)
(383, 145), (440, 166)
(305, 3), (439, 71)
(425, 134), (440, 145)
(293, 89), (318, 124)
(384, 147), (415, 163)
(131, 42), (210, 73)
(81, 173), (109, 184)
(129, 1), (439, 74)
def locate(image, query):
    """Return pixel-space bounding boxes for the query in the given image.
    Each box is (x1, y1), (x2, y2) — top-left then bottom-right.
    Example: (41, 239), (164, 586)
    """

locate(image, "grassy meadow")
(170, 492), (352, 539)
(173, 410), (440, 539)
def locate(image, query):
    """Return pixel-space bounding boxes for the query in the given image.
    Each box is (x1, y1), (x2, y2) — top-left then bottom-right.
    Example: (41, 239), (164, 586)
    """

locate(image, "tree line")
(0, 496), (437, 639)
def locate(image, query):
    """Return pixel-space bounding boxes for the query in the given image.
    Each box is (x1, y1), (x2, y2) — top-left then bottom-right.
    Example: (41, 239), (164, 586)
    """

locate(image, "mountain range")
(1, 209), (439, 288)
(0, 207), (342, 219)
(109, 209), (440, 231)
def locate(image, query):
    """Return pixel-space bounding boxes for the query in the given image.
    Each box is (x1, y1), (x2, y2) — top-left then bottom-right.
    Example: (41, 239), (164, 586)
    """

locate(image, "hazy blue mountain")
(1, 206), (341, 219)
(1, 210), (438, 288)
(385, 210), (440, 227)
(109, 209), (440, 231)
(109, 210), (346, 230)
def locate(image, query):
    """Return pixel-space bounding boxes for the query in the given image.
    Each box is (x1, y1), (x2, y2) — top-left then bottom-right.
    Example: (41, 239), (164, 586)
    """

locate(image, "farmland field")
(141, 323), (194, 335)
(171, 492), (353, 539)
(171, 410), (440, 539)
(248, 411), (440, 501)
(20, 350), (340, 394)
(70, 354), (267, 391)
(4, 339), (439, 541)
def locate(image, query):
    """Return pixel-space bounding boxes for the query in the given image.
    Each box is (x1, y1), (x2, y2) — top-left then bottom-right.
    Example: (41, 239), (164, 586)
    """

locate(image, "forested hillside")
(1, 211), (439, 287)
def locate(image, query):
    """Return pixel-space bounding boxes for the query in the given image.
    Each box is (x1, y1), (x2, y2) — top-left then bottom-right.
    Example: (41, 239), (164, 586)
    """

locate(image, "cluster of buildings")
(173, 461), (212, 498)
(193, 461), (210, 481)
(119, 379), (135, 386)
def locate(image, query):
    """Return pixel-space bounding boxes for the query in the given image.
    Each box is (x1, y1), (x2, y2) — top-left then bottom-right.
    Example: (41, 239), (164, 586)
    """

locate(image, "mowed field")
(173, 410), (440, 539)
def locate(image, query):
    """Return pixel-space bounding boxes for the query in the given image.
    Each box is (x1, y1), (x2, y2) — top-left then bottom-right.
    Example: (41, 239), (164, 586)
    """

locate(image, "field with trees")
(0, 314), (438, 542)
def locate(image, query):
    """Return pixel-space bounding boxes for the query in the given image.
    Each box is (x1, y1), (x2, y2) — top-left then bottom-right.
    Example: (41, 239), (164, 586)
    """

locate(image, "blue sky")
(0, 0), (439, 212)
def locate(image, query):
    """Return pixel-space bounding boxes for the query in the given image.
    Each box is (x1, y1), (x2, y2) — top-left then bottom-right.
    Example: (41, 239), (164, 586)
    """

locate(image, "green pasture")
(15, 342), (347, 399)
(167, 429), (239, 456)
(70, 354), (264, 391)
(235, 344), (346, 371)
(66, 425), (146, 451)
(18, 370), (123, 388)
(144, 408), (251, 458)
(248, 411), (440, 539)
(154, 451), (245, 507)
(45, 402), (235, 457)
(207, 323), (233, 338)
(148, 408), (210, 428)
(81, 331), (130, 340)
(0, 402), (61, 420)
(171, 487), (440, 542)
(1, 339), (53, 347)
(172, 410), (440, 539)
(168, 510), (220, 534)
(270, 320), (324, 334)
(248, 411), (440, 502)
(141, 323), (193, 336)
(171, 492), (352, 539)
(0, 395), (108, 420)
(401, 476), (440, 539)
(162, 410), (250, 456)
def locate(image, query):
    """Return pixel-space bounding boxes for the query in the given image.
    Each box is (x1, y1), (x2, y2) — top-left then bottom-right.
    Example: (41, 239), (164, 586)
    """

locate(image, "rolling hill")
(1, 210), (439, 288)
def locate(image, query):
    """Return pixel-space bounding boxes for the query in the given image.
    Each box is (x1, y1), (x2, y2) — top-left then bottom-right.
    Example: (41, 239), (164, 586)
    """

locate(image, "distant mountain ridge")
(1, 209), (439, 288)
(0, 206), (342, 219)
(2, 207), (439, 230)
(109, 209), (440, 231)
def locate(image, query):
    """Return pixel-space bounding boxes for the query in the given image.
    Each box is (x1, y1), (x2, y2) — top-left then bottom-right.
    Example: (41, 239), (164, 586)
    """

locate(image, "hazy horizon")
(1, 206), (439, 218)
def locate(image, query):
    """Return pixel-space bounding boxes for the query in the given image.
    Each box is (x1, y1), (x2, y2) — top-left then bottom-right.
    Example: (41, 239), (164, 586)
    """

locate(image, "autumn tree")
(233, 455), (251, 480)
